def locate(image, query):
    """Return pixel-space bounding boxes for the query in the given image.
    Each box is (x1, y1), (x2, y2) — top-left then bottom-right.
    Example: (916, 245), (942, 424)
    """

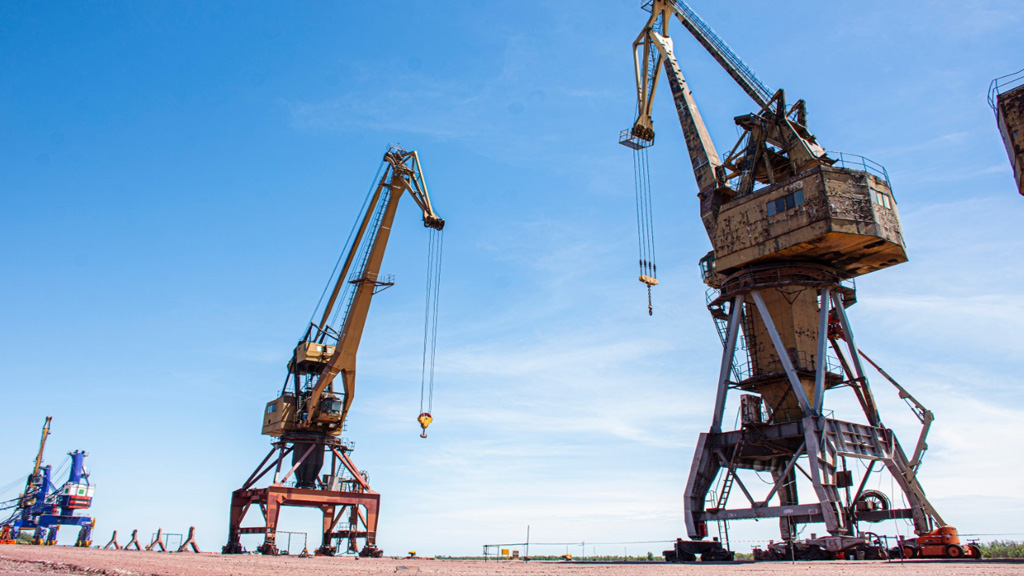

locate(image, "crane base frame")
(224, 437), (381, 557)
(225, 485), (380, 556)
(685, 267), (941, 542)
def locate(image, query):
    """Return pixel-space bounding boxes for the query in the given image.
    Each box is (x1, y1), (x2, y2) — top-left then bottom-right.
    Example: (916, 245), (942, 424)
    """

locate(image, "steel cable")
(420, 228), (444, 415)
(0, 475), (25, 498)
(632, 145), (657, 314)
(307, 154), (388, 334)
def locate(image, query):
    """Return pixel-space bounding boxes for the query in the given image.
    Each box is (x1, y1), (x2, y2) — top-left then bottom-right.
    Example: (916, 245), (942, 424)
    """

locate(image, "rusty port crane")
(223, 146), (445, 557)
(622, 0), (977, 561)
(990, 68), (1024, 196)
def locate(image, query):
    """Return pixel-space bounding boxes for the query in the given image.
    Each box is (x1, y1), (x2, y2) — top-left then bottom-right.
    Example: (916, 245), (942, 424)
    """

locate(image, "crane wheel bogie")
(663, 538), (734, 563)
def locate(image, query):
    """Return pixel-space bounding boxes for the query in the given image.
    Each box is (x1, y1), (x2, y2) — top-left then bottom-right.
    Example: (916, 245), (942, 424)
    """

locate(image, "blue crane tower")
(0, 417), (96, 546)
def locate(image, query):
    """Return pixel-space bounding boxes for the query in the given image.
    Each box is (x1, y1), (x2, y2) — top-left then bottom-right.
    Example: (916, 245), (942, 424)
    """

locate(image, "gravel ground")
(1, 546), (1022, 576)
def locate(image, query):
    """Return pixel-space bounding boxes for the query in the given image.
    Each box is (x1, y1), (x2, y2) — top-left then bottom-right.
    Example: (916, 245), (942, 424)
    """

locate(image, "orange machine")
(900, 526), (981, 559)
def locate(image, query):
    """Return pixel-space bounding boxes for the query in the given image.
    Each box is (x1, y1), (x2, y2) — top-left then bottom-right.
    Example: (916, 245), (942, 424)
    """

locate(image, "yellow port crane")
(225, 145), (445, 557)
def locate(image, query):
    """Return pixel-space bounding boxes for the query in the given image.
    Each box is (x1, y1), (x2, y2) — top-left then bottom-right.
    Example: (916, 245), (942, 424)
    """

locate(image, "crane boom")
(30, 417), (51, 478)
(306, 148), (443, 430)
(664, 0), (773, 107)
(625, 0), (830, 242)
(264, 146), (444, 438)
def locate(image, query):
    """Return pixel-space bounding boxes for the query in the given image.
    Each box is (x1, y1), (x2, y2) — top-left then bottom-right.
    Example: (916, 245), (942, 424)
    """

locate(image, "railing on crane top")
(828, 151), (892, 190)
(988, 68), (1024, 110)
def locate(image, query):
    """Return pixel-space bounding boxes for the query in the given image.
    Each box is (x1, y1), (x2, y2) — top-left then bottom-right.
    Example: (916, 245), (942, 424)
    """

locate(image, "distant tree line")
(979, 540), (1024, 559)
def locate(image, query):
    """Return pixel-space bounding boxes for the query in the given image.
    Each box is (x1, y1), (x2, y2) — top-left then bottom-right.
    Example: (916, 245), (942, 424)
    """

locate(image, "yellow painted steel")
(417, 413), (433, 438)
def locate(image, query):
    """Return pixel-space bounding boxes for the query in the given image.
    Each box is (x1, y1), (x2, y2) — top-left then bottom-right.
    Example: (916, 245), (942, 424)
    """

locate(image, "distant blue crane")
(0, 417), (96, 546)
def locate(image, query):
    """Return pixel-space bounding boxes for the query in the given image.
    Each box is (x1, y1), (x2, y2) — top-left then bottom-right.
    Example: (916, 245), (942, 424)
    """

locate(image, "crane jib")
(668, 0), (773, 107)
(261, 145), (445, 441)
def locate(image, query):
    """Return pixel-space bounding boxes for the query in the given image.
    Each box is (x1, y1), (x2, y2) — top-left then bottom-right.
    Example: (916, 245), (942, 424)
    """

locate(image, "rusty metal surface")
(624, 0), (948, 551)
(995, 83), (1024, 195)
(711, 167), (906, 278)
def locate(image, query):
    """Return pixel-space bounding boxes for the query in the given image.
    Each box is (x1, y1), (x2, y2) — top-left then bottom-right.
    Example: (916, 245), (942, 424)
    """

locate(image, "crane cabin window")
(267, 404), (276, 414)
(766, 190), (804, 216)
(322, 399), (343, 415)
(869, 188), (894, 210)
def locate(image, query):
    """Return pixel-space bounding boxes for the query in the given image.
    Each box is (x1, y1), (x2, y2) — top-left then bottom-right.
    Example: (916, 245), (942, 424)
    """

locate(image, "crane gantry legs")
(224, 436), (381, 557)
(684, 264), (940, 552)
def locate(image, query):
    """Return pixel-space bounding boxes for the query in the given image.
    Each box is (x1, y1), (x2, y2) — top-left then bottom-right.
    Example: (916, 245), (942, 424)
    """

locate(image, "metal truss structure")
(684, 264), (942, 548)
(224, 434), (380, 557)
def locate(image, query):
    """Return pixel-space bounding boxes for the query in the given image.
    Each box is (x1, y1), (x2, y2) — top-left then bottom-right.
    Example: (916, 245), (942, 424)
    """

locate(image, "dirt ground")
(1, 546), (1022, 576)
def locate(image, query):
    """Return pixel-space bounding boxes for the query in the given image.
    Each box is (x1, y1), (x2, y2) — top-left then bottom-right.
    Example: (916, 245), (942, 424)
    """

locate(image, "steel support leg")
(830, 292), (881, 426)
(265, 496), (282, 555)
(813, 288), (830, 415)
(711, 295), (745, 433)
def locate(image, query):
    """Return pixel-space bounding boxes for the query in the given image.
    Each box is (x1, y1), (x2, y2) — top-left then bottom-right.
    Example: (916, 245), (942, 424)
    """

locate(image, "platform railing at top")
(989, 68), (1024, 110)
(828, 151), (891, 188)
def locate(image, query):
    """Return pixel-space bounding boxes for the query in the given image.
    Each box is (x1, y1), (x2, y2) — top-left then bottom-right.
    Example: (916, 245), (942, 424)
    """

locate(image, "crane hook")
(417, 412), (433, 439)
(639, 275), (657, 317)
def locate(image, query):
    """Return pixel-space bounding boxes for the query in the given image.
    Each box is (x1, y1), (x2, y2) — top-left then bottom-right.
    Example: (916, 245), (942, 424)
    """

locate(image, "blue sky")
(1, 0), (1023, 556)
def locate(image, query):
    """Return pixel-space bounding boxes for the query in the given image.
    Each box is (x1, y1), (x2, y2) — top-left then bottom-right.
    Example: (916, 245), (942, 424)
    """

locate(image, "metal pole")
(813, 288), (830, 415)
(830, 291), (880, 426)
(712, 294), (745, 433)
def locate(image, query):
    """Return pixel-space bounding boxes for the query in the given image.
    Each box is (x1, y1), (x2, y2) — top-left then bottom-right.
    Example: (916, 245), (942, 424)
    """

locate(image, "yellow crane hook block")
(417, 413), (433, 438)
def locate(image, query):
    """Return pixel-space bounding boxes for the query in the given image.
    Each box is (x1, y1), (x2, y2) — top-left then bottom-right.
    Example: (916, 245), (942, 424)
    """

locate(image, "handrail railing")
(828, 151), (891, 187)
(988, 68), (1024, 110)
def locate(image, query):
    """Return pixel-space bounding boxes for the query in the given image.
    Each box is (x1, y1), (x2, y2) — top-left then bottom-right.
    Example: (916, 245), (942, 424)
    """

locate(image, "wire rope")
(640, 147), (657, 277)
(632, 146), (657, 280)
(306, 156), (388, 335)
(48, 455), (71, 487)
(626, 141), (659, 315)
(420, 228), (444, 415)
(0, 475), (25, 498)
(631, 145), (658, 314)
